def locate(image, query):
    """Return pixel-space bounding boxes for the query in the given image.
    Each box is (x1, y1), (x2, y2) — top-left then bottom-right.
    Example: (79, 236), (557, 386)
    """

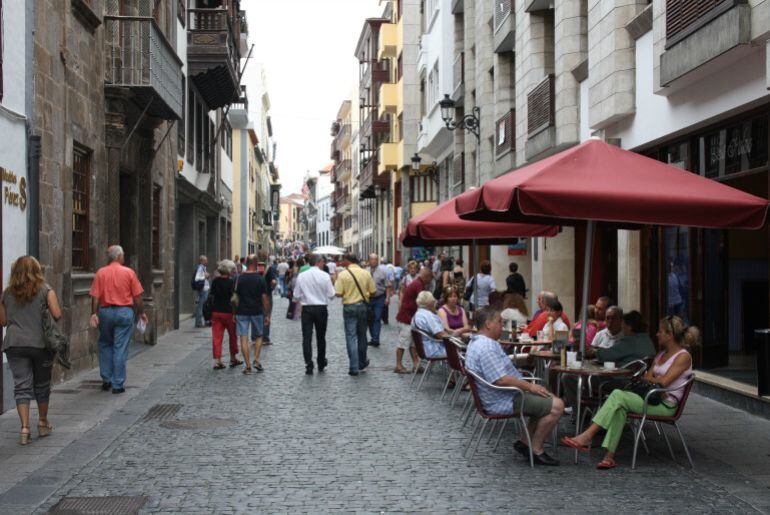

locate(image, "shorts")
(397, 322), (414, 350)
(513, 392), (554, 419)
(235, 315), (264, 339)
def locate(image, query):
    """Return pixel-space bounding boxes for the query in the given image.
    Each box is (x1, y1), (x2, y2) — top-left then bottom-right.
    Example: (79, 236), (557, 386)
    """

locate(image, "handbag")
(230, 275), (240, 310)
(202, 293), (214, 321)
(624, 377), (663, 405)
(346, 269), (373, 323)
(463, 276), (476, 301)
(40, 287), (71, 369)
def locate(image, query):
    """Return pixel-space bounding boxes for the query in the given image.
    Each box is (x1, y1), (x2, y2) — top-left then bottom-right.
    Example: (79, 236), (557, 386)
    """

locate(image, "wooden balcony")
(358, 156), (389, 193)
(361, 109), (390, 140)
(187, 8), (240, 109)
(104, 16), (184, 120)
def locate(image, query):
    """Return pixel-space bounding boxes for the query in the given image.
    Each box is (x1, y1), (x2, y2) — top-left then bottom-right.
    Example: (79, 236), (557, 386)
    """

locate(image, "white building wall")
(1, 2), (30, 287)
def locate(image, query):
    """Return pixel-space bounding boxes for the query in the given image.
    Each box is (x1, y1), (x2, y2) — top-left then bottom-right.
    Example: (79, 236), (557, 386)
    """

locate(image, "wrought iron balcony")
(187, 7), (241, 109)
(104, 16), (184, 120)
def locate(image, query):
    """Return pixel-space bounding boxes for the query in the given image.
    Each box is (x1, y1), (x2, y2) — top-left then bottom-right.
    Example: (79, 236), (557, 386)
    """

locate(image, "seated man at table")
(562, 309), (655, 409)
(590, 306), (624, 349)
(412, 291), (449, 358)
(466, 306), (565, 466)
(522, 295), (570, 338)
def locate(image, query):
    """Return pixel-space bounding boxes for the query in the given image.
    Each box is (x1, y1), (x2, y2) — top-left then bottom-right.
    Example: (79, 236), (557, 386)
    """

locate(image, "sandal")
(393, 367), (409, 374)
(213, 363), (226, 370)
(242, 367), (253, 375)
(560, 436), (590, 453)
(38, 422), (53, 438)
(229, 359), (243, 368)
(597, 457), (617, 470)
(20, 427), (31, 446)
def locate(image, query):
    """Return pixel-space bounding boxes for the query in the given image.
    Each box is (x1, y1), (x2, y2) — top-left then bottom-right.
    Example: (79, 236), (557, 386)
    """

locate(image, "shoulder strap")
(346, 268), (368, 303)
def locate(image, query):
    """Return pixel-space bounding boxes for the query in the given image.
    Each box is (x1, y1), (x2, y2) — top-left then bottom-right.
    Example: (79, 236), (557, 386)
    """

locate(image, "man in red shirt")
(524, 296), (570, 337)
(394, 266), (433, 373)
(89, 245), (147, 394)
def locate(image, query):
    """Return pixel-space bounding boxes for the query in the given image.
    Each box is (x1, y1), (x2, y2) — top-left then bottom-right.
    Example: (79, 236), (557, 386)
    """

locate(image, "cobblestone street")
(0, 296), (769, 513)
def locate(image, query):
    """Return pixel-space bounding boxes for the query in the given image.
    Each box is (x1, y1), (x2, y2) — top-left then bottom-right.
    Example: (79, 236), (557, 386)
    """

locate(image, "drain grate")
(48, 495), (148, 514)
(160, 418), (235, 430)
(142, 403), (182, 421)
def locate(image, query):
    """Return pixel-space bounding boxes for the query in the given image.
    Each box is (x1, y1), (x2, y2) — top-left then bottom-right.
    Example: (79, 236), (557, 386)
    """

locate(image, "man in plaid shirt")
(465, 306), (564, 466)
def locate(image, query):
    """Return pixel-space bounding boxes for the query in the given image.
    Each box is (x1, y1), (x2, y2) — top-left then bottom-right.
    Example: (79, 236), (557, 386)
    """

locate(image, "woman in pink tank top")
(561, 315), (699, 470)
(437, 287), (472, 337)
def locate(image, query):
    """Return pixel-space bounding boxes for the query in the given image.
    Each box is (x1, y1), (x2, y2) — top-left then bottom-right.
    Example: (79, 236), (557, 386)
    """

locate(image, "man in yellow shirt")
(335, 254), (376, 376)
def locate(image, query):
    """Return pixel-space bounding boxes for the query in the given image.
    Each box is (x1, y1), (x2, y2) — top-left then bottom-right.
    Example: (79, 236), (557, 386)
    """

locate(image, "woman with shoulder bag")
(562, 315), (698, 470)
(208, 260), (242, 370)
(0, 256), (62, 445)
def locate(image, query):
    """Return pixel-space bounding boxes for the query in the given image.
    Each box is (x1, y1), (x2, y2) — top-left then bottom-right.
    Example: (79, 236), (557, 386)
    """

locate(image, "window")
(152, 186), (161, 268)
(428, 62), (439, 111)
(397, 54), (403, 82)
(72, 145), (91, 270)
(409, 174), (436, 203)
(420, 77), (426, 119)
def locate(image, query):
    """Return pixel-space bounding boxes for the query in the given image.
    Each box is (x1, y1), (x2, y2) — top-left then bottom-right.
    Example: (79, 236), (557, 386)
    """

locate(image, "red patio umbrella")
(455, 138), (770, 352)
(400, 198), (559, 247)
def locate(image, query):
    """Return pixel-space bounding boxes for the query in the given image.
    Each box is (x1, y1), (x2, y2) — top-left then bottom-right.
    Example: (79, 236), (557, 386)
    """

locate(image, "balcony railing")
(527, 74), (555, 137)
(187, 7), (240, 109)
(104, 16), (184, 120)
(361, 109), (390, 140)
(494, 0), (513, 32)
(359, 157), (389, 192)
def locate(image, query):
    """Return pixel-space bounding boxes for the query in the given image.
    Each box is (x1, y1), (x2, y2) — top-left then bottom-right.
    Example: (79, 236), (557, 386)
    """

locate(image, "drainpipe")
(27, 134), (41, 258)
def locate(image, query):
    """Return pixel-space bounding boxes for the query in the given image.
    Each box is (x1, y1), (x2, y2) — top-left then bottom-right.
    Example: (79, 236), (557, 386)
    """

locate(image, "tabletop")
(530, 350), (558, 359)
(550, 362), (632, 377)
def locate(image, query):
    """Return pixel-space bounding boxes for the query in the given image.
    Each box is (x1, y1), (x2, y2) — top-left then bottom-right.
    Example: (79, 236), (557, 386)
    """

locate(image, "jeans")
(98, 306), (135, 389)
(5, 347), (54, 405)
(194, 289), (209, 327)
(263, 294), (273, 341)
(368, 294), (386, 343)
(301, 305), (328, 369)
(278, 276), (287, 297)
(343, 302), (369, 373)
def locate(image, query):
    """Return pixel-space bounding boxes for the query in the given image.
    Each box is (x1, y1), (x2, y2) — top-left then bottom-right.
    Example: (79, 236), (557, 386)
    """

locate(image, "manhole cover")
(160, 418), (235, 430)
(142, 403), (182, 421)
(48, 495), (148, 514)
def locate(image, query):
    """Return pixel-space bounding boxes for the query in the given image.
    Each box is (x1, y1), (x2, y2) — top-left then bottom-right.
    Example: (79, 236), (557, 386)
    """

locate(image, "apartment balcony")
(361, 109), (390, 140)
(452, 52), (464, 104)
(377, 22), (399, 60)
(494, 0), (515, 53)
(378, 80), (401, 118)
(377, 142), (402, 175)
(335, 158), (352, 183)
(104, 16), (184, 120)
(331, 213), (343, 232)
(187, 8), (240, 109)
(334, 123), (351, 149)
(359, 157), (389, 195)
(361, 59), (391, 90)
(228, 85), (248, 126)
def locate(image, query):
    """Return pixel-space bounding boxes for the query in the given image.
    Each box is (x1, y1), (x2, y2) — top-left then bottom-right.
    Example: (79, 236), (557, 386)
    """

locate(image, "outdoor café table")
(551, 362), (632, 464)
(528, 348), (557, 385)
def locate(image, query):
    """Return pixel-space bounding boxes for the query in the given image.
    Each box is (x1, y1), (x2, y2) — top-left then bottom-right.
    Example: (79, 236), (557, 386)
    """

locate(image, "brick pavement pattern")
(2, 297), (770, 513)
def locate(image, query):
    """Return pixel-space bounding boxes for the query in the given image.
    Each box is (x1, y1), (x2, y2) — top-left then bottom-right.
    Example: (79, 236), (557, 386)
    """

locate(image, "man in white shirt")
(277, 260), (290, 297)
(293, 254), (337, 374)
(591, 306), (624, 350)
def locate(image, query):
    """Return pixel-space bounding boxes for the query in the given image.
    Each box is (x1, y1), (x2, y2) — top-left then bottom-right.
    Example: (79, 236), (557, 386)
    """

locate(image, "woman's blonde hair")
(502, 293), (529, 317)
(661, 315), (701, 350)
(8, 255), (45, 303)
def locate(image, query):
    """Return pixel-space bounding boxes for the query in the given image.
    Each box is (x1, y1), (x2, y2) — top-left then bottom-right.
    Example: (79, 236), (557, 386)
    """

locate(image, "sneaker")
(111, 388), (125, 394)
(348, 370), (359, 376)
(368, 341), (380, 348)
(533, 451), (559, 466)
(101, 381), (112, 391)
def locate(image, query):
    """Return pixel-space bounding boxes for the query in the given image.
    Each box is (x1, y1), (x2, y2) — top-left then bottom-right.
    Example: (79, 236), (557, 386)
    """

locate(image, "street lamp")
(439, 94), (480, 143)
(410, 153), (439, 184)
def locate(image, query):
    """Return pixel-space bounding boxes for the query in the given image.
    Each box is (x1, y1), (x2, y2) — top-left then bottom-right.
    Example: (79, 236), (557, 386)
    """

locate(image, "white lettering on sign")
(710, 136), (753, 165)
(1, 167), (27, 211)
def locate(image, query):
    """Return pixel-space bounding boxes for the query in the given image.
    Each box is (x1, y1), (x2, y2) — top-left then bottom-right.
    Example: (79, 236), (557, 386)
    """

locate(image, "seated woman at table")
(412, 291), (449, 358)
(568, 305), (599, 347)
(562, 315), (698, 470)
(543, 301), (569, 340)
(501, 293), (528, 332)
(438, 286), (472, 337)
(522, 295), (570, 337)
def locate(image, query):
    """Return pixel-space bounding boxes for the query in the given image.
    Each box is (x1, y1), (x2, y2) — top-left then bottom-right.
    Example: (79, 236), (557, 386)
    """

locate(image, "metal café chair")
(628, 374), (696, 469)
(463, 368), (544, 467)
(410, 329), (448, 392)
(441, 336), (467, 404)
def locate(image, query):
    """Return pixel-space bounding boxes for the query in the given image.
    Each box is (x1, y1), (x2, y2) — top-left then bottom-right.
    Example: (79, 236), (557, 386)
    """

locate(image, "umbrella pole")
(472, 240), (479, 315)
(579, 220), (595, 356)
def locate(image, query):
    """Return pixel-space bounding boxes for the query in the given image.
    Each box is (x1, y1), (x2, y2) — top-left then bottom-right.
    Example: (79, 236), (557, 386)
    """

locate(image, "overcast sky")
(244, 0), (383, 196)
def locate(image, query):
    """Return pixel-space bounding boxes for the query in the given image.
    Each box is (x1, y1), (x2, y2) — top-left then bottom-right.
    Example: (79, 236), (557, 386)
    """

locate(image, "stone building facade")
(33, 0), (183, 376)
